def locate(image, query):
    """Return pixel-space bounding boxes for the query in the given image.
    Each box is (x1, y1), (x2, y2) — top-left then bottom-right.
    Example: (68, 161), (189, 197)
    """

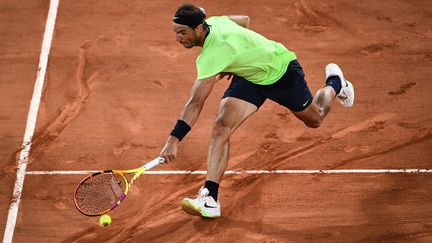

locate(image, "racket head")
(74, 170), (129, 216)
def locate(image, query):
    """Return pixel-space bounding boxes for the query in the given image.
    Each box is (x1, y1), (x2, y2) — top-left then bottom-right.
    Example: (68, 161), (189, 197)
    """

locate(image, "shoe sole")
(181, 200), (221, 218)
(338, 80), (354, 108)
(181, 200), (201, 216)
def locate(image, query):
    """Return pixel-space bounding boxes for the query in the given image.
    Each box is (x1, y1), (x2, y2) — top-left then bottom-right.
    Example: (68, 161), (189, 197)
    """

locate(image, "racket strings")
(75, 173), (127, 215)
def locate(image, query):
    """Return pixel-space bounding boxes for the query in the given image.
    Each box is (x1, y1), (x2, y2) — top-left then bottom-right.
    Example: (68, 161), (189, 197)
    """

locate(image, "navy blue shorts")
(222, 60), (313, 112)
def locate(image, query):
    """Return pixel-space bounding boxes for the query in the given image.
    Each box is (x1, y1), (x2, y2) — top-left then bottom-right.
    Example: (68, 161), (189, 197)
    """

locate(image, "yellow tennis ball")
(99, 214), (112, 227)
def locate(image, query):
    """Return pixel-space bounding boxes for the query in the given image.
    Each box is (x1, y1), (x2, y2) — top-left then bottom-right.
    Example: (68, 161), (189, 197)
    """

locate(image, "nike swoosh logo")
(302, 99), (310, 107)
(204, 202), (217, 209)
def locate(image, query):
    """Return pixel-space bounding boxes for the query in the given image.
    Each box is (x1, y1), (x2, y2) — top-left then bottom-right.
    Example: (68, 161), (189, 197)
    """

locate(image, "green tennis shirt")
(196, 16), (297, 85)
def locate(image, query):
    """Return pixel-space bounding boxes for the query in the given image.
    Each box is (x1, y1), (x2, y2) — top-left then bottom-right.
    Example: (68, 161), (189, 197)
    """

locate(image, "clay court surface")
(1, 0), (432, 242)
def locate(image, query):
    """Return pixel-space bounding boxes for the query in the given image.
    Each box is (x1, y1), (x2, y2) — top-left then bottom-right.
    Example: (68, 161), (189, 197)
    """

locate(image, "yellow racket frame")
(74, 157), (164, 216)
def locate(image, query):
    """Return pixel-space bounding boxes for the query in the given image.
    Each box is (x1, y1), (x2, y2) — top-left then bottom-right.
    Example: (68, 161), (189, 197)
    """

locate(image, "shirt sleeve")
(196, 54), (231, 80)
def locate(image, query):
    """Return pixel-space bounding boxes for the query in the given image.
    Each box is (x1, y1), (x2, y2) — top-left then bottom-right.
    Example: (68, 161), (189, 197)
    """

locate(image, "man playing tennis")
(160, 4), (354, 218)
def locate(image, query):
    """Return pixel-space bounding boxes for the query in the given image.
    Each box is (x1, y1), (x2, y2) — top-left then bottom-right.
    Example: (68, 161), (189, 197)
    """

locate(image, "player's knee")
(211, 118), (231, 139)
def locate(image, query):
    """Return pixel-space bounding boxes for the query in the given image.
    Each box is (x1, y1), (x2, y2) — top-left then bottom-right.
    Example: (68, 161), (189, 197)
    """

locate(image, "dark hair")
(173, 4), (208, 29)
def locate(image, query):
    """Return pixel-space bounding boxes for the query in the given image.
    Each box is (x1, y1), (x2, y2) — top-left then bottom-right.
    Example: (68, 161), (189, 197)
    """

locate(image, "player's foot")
(181, 187), (221, 218)
(325, 63), (355, 108)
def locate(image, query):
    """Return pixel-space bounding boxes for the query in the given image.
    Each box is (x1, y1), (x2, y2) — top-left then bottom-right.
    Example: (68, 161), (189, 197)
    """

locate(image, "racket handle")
(143, 157), (164, 170)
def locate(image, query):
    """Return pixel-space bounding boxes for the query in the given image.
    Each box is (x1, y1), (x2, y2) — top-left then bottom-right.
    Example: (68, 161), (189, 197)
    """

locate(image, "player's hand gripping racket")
(74, 157), (165, 216)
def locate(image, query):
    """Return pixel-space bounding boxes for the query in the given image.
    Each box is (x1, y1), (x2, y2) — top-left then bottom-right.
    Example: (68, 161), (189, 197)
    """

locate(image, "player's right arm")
(228, 15), (250, 29)
(160, 75), (217, 162)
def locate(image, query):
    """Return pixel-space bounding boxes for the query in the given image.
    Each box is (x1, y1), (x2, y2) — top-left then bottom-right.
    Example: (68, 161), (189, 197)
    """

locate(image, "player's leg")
(207, 97), (257, 183)
(265, 60), (354, 128)
(181, 98), (258, 218)
(181, 76), (265, 218)
(292, 63), (355, 127)
(292, 85), (336, 128)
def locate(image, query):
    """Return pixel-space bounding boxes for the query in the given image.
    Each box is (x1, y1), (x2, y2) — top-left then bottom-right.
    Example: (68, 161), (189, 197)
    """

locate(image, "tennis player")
(160, 4), (354, 218)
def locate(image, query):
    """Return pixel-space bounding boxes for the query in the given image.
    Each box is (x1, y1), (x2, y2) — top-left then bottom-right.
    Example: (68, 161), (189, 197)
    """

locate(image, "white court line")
(3, 0), (60, 243)
(25, 169), (432, 175)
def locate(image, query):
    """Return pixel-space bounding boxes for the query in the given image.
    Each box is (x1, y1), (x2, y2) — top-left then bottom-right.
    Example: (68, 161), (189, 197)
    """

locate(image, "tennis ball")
(99, 214), (112, 227)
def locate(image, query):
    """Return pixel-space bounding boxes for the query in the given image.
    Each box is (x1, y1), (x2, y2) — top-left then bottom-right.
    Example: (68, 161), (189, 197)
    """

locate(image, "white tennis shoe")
(181, 187), (221, 218)
(325, 63), (355, 108)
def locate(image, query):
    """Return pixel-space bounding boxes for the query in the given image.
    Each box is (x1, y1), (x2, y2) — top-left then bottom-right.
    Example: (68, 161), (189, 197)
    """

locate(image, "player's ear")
(195, 24), (204, 35)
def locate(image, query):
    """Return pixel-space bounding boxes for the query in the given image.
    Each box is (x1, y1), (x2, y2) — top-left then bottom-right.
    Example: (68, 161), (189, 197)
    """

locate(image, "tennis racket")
(74, 157), (165, 216)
